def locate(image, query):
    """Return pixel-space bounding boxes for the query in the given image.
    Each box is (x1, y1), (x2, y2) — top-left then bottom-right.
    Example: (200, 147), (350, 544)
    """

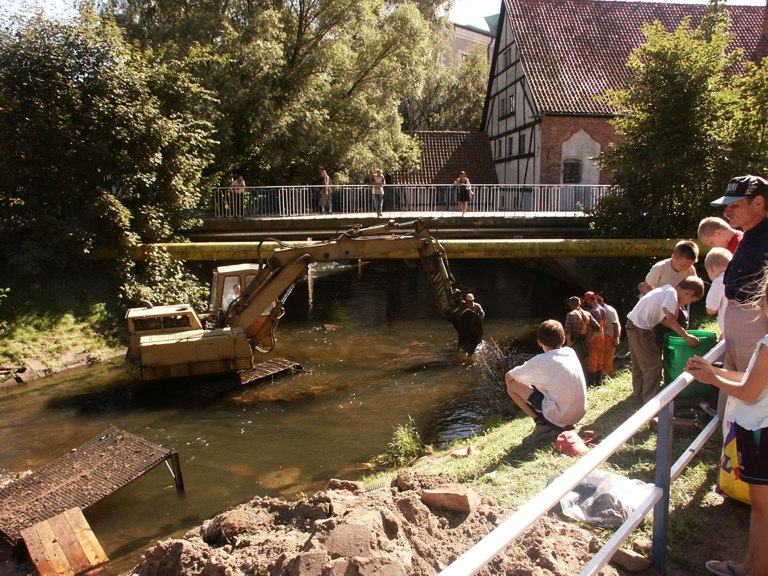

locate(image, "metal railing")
(439, 340), (726, 576)
(205, 184), (618, 218)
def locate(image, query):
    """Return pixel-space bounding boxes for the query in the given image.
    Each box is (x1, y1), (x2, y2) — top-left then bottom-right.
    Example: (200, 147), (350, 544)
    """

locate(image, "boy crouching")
(505, 320), (588, 444)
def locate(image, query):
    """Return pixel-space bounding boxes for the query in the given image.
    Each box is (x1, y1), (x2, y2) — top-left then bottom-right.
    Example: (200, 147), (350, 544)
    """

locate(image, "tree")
(720, 59), (768, 178)
(402, 41), (490, 131)
(108, 0), (448, 184)
(594, 5), (739, 238)
(0, 13), (215, 305)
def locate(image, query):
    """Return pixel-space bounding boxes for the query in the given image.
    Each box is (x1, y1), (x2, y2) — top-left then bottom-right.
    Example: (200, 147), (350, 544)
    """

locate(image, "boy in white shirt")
(701, 247), (732, 417)
(705, 247), (732, 336)
(505, 320), (588, 444)
(626, 276), (705, 404)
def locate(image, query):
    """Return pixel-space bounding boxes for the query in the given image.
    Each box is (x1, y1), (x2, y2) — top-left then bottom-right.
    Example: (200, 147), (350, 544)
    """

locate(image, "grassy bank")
(0, 274), (124, 375)
(366, 326), (752, 575)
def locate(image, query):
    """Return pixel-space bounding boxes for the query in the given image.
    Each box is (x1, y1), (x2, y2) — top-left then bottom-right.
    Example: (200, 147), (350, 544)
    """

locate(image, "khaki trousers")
(626, 319), (662, 404)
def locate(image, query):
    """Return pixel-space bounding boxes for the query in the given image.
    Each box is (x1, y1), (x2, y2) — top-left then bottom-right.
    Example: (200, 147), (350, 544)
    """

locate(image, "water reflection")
(0, 259), (577, 575)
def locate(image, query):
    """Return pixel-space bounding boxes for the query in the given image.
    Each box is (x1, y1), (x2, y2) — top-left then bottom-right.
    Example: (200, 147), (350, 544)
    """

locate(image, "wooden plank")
(62, 508), (108, 569)
(48, 511), (91, 574)
(20, 522), (59, 576)
(20, 508), (108, 576)
(21, 519), (72, 576)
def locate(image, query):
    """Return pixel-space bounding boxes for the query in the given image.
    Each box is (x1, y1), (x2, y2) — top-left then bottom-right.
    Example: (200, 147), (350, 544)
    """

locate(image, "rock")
(286, 551), (329, 576)
(327, 478), (364, 493)
(632, 538), (652, 553)
(611, 547), (652, 572)
(326, 523), (373, 558)
(421, 484), (478, 513)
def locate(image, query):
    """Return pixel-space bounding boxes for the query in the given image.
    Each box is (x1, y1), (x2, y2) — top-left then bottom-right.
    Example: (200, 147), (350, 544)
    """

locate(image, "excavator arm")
(223, 219), (482, 355)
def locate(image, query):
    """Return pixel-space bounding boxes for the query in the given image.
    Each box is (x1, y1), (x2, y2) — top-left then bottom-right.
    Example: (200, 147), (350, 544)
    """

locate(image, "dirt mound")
(130, 472), (624, 576)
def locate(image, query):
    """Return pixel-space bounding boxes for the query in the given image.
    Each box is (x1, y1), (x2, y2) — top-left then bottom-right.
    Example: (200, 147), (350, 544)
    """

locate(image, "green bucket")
(663, 330), (718, 398)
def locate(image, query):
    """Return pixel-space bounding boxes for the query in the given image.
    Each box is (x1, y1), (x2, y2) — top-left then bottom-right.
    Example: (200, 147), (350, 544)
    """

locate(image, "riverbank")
(124, 368), (749, 576)
(0, 291), (747, 575)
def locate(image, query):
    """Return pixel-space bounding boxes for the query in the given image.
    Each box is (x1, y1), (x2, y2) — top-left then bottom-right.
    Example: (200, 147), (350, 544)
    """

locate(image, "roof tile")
(391, 131), (498, 184)
(504, 0), (768, 115)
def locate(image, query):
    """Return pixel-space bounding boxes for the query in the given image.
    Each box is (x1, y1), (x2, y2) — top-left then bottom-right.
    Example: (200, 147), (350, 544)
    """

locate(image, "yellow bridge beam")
(127, 238), (690, 261)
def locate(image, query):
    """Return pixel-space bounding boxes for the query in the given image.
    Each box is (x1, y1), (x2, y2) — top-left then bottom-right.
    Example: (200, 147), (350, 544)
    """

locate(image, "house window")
(509, 94), (516, 116)
(498, 96), (506, 118)
(507, 136), (514, 156)
(518, 133), (526, 154)
(495, 139), (502, 157)
(504, 49), (512, 69)
(563, 158), (582, 183)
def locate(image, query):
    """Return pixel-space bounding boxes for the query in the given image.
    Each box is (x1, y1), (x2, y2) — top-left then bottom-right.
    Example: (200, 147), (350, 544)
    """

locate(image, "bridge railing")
(205, 184), (619, 218)
(439, 340), (726, 576)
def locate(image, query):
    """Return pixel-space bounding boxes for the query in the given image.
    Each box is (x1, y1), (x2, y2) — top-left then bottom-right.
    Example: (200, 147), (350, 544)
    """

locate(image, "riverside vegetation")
(0, 284), (749, 574)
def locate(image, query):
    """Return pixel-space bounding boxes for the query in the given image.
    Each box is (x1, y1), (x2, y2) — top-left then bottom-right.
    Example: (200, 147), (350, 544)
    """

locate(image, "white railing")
(439, 340), (726, 576)
(205, 184), (619, 218)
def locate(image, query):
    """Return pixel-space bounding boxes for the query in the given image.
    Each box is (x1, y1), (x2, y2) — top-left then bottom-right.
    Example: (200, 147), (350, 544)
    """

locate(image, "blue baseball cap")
(710, 175), (768, 206)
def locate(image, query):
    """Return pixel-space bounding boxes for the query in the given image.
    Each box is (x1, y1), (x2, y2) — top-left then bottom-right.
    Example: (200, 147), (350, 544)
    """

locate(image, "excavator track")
(190, 358), (304, 398)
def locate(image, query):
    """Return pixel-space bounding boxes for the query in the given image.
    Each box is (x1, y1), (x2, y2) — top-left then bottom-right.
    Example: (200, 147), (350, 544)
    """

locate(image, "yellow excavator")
(125, 219), (483, 381)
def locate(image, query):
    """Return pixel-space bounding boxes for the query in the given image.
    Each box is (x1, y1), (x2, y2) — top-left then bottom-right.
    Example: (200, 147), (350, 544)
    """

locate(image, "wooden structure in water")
(21, 507), (108, 576)
(0, 426), (183, 551)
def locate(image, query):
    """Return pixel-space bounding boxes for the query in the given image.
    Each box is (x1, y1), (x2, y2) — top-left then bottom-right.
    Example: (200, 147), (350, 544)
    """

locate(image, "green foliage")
(402, 41), (490, 132)
(0, 287), (8, 336)
(0, 270), (122, 369)
(109, 0), (449, 184)
(593, 4), (758, 239)
(722, 59), (768, 177)
(0, 12), (215, 296)
(385, 416), (425, 467)
(121, 247), (209, 311)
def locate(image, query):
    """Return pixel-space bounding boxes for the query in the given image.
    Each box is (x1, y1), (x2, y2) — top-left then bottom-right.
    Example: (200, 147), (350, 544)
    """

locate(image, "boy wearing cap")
(582, 291), (606, 386)
(596, 294), (621, 375)
(625, 276), (705, 404)
(505, 320), (588, 444)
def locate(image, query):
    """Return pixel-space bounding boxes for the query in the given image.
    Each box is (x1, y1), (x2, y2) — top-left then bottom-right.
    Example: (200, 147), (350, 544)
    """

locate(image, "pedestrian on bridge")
(319, 169), (332, 214)
(453, 170), (472, 216)
(372, 169), (385, 217)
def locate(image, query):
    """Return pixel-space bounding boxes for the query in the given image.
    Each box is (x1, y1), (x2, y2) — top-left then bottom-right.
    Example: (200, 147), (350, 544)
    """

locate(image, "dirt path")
(130, 471), (634, 576)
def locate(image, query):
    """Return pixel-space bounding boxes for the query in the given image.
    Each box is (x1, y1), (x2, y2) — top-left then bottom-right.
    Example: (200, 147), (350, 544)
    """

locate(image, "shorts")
(735, 423), (768, 485)
(526, 388), (549, 424)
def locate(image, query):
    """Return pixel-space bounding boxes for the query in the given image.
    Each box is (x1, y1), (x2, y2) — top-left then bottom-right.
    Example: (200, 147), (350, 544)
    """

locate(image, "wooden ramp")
(0, 426), (183, 547)
(21, 507), (108, 576)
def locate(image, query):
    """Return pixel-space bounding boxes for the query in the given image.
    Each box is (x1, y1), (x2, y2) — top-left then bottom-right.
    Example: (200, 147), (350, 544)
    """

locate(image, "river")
(0, 259), (578, 575)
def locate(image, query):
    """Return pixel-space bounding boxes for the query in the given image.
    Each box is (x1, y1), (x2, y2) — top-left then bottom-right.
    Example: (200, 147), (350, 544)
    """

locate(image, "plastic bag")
(557, 469), (654, 527)
(718, 400), (751, 504)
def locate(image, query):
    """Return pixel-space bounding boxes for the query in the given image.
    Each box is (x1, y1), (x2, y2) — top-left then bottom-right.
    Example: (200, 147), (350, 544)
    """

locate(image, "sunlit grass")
(0, 279), (121, 371)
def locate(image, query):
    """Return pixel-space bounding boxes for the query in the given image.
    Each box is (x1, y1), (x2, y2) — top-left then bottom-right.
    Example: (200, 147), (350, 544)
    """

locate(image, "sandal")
(705, 560), (742, 576)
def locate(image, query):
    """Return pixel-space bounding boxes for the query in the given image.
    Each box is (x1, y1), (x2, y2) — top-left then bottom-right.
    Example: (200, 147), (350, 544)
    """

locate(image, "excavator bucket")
(453, 309), (483, 355)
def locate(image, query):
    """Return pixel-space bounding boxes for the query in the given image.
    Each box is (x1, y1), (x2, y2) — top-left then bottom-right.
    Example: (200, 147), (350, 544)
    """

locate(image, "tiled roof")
(504, 0), (768, 115)
(390, 131), (498, 184)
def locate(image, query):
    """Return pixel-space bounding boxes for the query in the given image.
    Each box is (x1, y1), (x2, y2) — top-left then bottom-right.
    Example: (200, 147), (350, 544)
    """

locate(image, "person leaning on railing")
(686, 263), (768, 576)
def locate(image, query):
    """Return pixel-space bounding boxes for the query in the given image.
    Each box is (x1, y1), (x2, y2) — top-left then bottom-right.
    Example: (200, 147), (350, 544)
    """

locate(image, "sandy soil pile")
(129, 471), (627, 576)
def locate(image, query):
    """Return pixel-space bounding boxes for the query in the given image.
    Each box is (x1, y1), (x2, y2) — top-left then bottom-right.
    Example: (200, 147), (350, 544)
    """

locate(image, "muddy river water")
(0, 259), (578, 574)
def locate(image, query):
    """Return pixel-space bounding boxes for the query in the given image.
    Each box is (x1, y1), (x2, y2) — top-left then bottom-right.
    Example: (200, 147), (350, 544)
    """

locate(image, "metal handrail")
(439, 340), (726, 576)
(204, 184), (619, 218)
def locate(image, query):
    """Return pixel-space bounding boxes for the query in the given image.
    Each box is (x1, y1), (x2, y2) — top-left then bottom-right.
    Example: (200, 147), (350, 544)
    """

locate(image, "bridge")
(192, 183), (614, 242)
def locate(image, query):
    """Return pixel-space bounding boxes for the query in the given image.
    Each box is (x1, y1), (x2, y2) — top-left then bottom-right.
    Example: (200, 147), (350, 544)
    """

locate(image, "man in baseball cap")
(708, 175), (768, 419)
(710, 175), (768, 206)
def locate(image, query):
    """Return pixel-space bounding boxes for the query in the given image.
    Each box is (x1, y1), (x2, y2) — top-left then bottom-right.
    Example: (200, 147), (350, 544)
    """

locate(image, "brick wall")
(539, 116), (620, 185)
